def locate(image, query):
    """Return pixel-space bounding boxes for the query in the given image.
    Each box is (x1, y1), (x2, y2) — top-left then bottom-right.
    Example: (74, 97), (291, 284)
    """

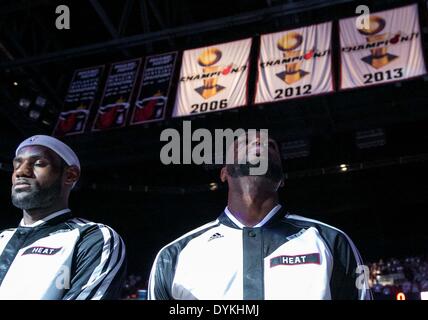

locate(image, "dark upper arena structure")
(0, 0), (427, 299)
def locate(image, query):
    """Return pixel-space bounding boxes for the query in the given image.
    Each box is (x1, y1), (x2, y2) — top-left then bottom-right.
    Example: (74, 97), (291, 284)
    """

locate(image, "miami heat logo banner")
(255, 22), (333, 104)
(53, 65), (104, 136)
(130, 52), (177, 125)
(173, 38), (251, 117)
(339, 4), (426, 89)
(92, 59), (141, 131)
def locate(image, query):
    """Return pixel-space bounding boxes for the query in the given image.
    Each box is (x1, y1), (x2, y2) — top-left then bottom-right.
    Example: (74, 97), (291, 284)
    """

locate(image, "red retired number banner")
(130, 52), (177, 125)
(92, 58), (141, 131)
(53, 65), (104, 136)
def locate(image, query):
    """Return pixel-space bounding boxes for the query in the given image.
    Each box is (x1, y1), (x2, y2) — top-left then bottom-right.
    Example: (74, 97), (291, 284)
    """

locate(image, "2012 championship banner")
(255, 22), (333, 104)
(172, 38), (251, 117)
(339, 4), (426, 89)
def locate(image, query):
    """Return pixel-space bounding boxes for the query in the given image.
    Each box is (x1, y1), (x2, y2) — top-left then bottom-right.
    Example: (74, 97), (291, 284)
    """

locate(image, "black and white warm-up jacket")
(148, 205), (372, 300)
(0, 209), (126, 300)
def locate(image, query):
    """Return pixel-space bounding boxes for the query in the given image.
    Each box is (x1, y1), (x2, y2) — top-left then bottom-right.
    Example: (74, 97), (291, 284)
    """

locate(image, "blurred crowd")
(123, 274), (147, 300)
(368, 255), (428, 300)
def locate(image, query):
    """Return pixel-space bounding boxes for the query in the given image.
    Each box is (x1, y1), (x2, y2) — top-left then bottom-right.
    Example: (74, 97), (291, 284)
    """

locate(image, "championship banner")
(130, 52), (177, 125)
(173, 38), (251, 117)
(339, 4), (426, 89)
(53, 65), (104, 136)
(92, 59), (141, 131)
(255, 22), (333, 104)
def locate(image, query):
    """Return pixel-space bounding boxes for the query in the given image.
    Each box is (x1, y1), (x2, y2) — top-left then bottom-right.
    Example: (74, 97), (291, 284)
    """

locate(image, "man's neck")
(227, 190), (279, 227)
(22, 203), (68, 225)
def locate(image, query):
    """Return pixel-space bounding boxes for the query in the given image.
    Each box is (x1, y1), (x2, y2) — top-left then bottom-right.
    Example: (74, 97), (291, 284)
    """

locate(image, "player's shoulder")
(157, 219), (221, 256)
(0, 228), (16, 236)
(65, 217), (123, 239)
(0, 228), (16, 247)
(285, 213), (350, 240)
(286, 213), (365, 272)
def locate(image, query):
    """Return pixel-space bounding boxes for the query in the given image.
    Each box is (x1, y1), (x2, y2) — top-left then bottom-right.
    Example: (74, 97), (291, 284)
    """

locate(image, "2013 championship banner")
(255, 22), (333, 104)
(172, 38), (251, 117)
(92, 59), (141, 131)
(130, 52), (177, 125)
(339, 4), (426, 90)
(53, 65), (104, 136)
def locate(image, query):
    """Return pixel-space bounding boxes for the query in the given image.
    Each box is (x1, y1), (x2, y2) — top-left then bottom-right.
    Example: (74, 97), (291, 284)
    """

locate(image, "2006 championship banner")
(255, 22), (333, 104)
(339, 4), (426, 89)
(172, 38), (251, 117)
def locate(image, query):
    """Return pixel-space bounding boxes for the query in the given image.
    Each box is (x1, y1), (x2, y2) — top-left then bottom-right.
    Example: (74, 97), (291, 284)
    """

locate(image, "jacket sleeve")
(330, 232), (372, 300)
(148, 248), (175, 300)
(62, 224), (127, 300)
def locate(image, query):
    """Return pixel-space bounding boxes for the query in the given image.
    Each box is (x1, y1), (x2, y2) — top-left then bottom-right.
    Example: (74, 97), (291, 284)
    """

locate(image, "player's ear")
(220, 166), (228, 183)
(64, 165), (80, 186)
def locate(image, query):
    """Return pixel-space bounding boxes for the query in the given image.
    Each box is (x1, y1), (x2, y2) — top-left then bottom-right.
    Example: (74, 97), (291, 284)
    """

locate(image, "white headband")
(16, 135), (81, 170)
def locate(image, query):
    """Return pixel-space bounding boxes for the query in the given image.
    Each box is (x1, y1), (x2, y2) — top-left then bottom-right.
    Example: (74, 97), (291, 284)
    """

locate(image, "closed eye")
(34, 160), (48, 167)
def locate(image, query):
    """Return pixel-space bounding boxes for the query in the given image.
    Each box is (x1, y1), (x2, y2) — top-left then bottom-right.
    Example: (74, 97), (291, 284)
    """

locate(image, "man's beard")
(11, 178), (62, 210)
(226, 159), (284, 183)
